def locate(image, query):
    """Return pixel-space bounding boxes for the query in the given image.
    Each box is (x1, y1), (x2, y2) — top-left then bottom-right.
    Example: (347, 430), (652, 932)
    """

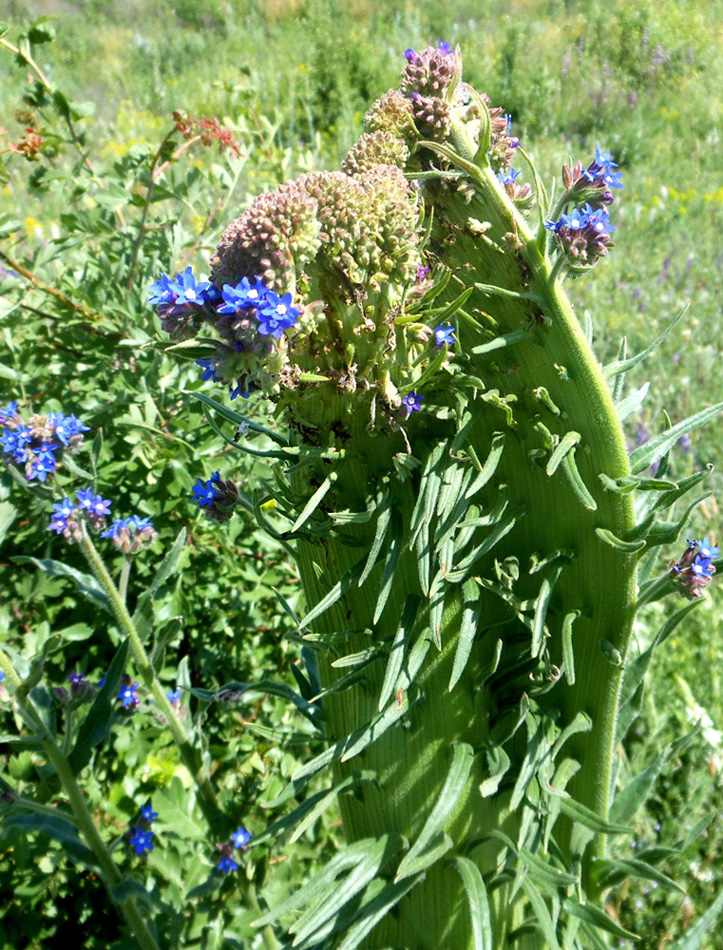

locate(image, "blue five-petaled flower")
(129, 827), (154, 856)
(217, 855), (238, 874)
(192, 473), (221, 507)
(434, 324), (456, 346)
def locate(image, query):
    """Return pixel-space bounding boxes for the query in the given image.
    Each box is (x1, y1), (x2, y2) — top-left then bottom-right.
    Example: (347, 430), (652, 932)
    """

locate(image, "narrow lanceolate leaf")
(256, 771), (376, 840)
(518, 849), (578, 888)
(610, 746), (670, 825)
(6, 813), (98, 869)
(591, 857), (684, 893)
(359, 495), (391, 587)
(449, 579), (482, 691)
(667, 888), (723, 950)
(335, 874), (425, 950)
(291, 474), (337, 532)
(288, 771), (378, 844)
(465, 431), (506, 493)
(510, 713), (544, 812)
(521, 879), (562, 950)
(13, 557), (109, 612)
(479, 742), (510, 797)
(291, 834), (406, 949)
(444, 508), (518, 583)
(559, 797), (631, 835)
(601, 305), (687, 380)
(546, 431), (581, 477)
(629, 401), (723, 474)
(396, 742), (474, 881)
(531, 565), (562, 657)
(560, 450), (597, 510)
(378, 595), (419, 711)
(298, 556), (366, 629)
(594, 527), (645, 553)
(410, 444), (445, 549)
(563, 899), (638, 940)
(69, 639), (129, 775)
(452, 856), (493, 950)
(471, 327), (530, 355)
(373, 508), (403, 624)
(252, 839), (377, 926)
(133, 528), (187, 636)
(561, 610), (580, 685)
(615, 381), (650, 423)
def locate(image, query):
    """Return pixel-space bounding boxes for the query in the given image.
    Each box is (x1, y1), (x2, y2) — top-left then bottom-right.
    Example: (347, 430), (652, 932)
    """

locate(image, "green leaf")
(334, 874), (425, 950)
(453, 855), (493, 950)
(559, 797), (631, 835)
(132, 528), (187, 637)
(602, 305), (688, 380)
(378, 594), (419, 711)
(449, 579), (482, 690)
(68, 639), (129, 775)
(358, 494), (391, 588)
(299, 555), (366, 629)
(521, 879), (562, 950)
(519, 848), (578, 887)
(6, 812), (98, 869)
(563, 899), (638, 940)
(373, 508), (403, 624)
(629, 401), (723, 474)
(561, 610), (579, 685)
(0, 500), (17, 546)
(290, 834), (407, 948)
(252, 838), (382, 926)
(610, 746), (670, 825)
(13, 557), (109, 612)
(560, 450), (597, 510)
(396, 742), (474, 881)
(472, 328), (530, 355)
(531, 565), (562, 657)
(594, 527), (646, 553)
(0, 213), (22, 238)
(546, 431), (581, 477)
(188, 390), (289, 446)
(667, 889), (723, 950)
(291, 474), (337, 532)
(479, 742), (510, 797)
(591, 857), (684, 893)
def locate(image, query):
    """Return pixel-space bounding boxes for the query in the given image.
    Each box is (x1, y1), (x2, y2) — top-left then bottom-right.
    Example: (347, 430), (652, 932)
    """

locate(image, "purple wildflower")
(400, 391), (424, 418)
(217, 855), (238, 874)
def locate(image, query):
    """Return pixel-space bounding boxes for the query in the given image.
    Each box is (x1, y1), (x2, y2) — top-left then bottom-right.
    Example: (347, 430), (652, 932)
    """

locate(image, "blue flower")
(231, 827), (252, 848)
(140, 803), (159, 822)
(0, 401), (19, 425)
(167, 688), (182, 705)
(173, 266), (211, 306)
(403, 48), (416, 62)
(28, 444), (58, 482)
(53, 497), (77, 521)
(400, 391), (424, 418)
(148, 272), (178, 306)
(1, 425), (32, 461)
(594, 145), (617, 169)
(0, 671), (4, 684)
(217, 277), (269, 314)
(192, 473), (221, 507)
(256, 291), (300, 338)
(128, 827), (154, 855)
(217, 855), (238, 874)
(49, 516), (70, 535)
(437, 39), (452, 55)
(196, 358), (218, 382)
(76, 488), (112, 517)
(48, 411), (90, 446)
(230, 386), (252, 400)
(695, 537), (720, 560)
(67, 671), (86, 686)
(498, 168), (521, 186)
(434, 324), (456, 346)
(118, 681), (140, 709)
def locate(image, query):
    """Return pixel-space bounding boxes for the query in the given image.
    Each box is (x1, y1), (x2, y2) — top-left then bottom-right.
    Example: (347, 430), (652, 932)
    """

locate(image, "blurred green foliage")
(0, 1), (722, 946)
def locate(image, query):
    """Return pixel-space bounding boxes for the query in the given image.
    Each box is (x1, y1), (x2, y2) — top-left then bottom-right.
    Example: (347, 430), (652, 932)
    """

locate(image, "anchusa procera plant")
(152, 40), (723, 948)
(0, 402), (90, 482)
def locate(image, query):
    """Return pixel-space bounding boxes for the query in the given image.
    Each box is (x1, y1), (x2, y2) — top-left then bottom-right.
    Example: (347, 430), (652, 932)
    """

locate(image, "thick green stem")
(0, 648), (160, 950)
(78, 522), (222, 828)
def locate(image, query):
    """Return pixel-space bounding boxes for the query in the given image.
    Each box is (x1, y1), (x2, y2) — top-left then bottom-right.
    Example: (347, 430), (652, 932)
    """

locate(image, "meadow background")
(1, 0), (722, 946)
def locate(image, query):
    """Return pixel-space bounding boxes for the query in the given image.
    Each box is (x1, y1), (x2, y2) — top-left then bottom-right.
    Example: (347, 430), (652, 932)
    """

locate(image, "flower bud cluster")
(101, 515), (158, 554)
(0, 403), (89, 482)
(53, 670), (97, 709)
(216, 826), (252, 874)
(544, 203), (617, 266)
(670, 537), (719, 598)
(48, 487), (155, 552)
(149, 267), (221, 340)
(127, 799), (158, 856)
(48, 488), (112, 541)
(191, 471), (239, 524)
(546, 146), (623, 271)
